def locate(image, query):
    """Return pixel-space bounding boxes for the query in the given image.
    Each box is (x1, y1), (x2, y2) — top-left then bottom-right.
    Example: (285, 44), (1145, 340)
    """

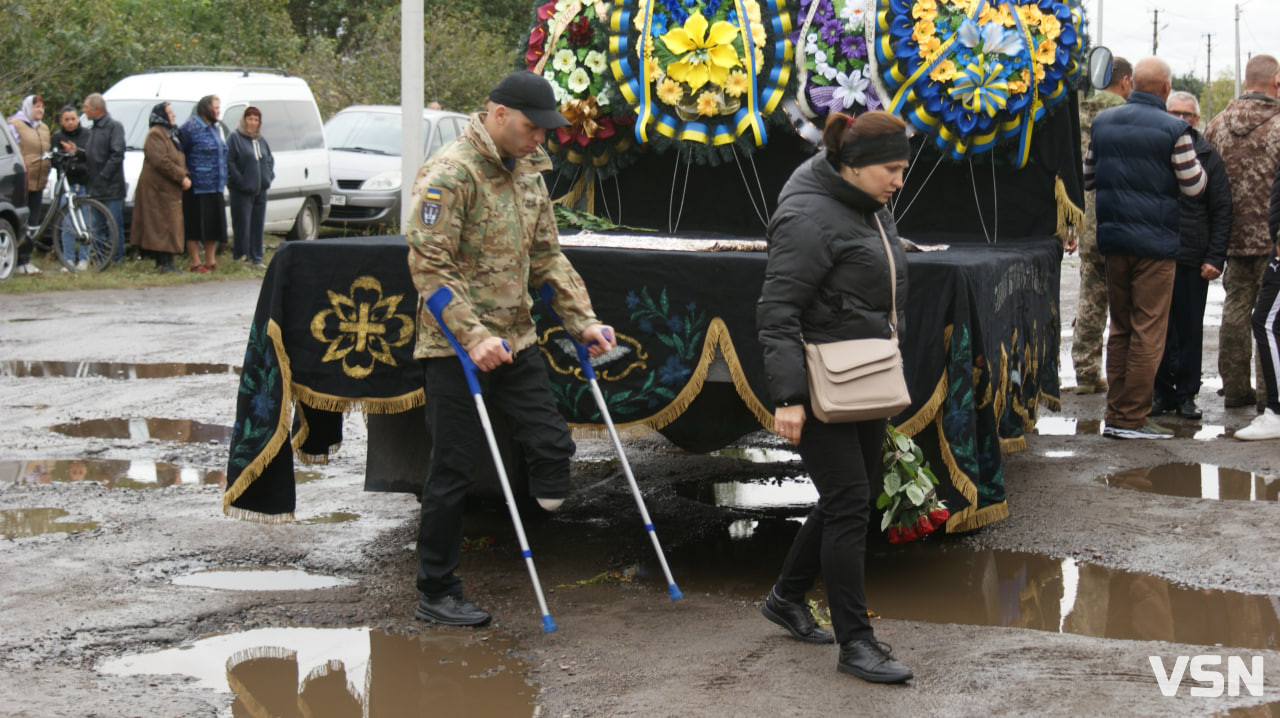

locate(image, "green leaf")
(875, 492), (892, 509)
(883, 470), (901, 495)
(905, 483), (926, 505)
(881, 510), (893, 531)
(894, 435), (911, 452)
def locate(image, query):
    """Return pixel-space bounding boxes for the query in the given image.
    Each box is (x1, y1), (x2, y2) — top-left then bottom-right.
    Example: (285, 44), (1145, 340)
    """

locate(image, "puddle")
(295, 470), (325, 484)
(678, 477), (817, 515)
(1034, 416), (1225, 440)
(648, 521), (1280, 651)
(98, 627), (536, 717)
(708, 447), (802, 463)
(0, 360), (238, 379)
(1102, 463), (1280, 501)
(173, 567), (353, 591)
(1, 459), (226, 488)
(0, 508), (99, 537)
(295, 511), (360, 525)
(50, 418), (233, 444)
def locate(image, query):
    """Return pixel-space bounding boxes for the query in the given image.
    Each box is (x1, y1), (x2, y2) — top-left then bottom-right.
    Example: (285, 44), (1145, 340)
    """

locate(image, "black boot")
(761, 586), (834, 644)
(1176, 396), (1202, 420)
(837, 639), (913, 683)
(414, 593), (491, 626)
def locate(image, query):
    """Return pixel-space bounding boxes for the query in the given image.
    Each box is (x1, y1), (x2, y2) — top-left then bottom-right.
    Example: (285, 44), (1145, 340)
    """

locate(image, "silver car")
(324, 105), (469, 227)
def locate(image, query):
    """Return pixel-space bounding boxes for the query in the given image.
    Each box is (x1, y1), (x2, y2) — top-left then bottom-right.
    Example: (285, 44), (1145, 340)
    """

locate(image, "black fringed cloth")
(224, 234), (1061, 532)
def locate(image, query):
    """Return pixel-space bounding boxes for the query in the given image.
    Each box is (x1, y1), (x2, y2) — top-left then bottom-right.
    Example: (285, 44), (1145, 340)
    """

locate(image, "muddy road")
(1, 256), (1278, 717)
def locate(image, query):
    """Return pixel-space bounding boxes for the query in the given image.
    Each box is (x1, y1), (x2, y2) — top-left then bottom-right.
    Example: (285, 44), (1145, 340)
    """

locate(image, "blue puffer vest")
(1092, 90), (1190, 259)
(179, 115), (228, 195)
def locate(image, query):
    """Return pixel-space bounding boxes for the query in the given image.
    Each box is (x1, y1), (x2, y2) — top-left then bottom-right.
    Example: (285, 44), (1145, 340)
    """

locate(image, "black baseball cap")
(488, 71), (570, 129)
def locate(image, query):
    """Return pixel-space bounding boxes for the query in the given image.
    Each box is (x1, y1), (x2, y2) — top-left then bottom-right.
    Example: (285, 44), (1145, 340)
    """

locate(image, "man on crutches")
(404, 70), (616, 627)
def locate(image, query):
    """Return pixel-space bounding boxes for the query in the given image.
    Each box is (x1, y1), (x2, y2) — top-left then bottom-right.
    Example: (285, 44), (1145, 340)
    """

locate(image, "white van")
(104, 66), (330, 240)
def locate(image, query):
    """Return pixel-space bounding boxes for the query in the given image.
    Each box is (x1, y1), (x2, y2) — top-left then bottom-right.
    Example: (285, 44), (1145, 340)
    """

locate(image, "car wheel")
(286, 198), (319, 241)
(0, 218), (17, 281)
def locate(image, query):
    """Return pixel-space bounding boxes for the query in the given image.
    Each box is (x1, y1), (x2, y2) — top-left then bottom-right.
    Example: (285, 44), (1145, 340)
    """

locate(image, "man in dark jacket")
(1085, 57), (1207, 439)
(81, 93), (126, 261)
(1152, 92), (1230, 420)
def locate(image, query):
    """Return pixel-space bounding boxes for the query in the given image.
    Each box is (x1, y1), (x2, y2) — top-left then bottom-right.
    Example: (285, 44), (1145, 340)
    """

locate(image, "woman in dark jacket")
(755, 110), (912, 684)
(132, 102), (191, 273)
(226, 106), (274, 266)
(51, 106), (91, 269)
(179, 95), (227, 273)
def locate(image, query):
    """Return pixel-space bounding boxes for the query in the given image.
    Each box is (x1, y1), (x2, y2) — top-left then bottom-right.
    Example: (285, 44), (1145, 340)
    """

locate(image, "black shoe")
(761, 587), (835, 644)
(1225, 393), (1257, 408)
(1176, 396), (1202, 420)
(414, 594), (492, 626)
(838, 639), (913, 683)
(1151, 394), (1169, 415)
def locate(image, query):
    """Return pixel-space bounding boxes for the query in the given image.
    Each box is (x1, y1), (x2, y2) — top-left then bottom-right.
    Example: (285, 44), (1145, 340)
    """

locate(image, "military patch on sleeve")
(420, 201), (442, 227)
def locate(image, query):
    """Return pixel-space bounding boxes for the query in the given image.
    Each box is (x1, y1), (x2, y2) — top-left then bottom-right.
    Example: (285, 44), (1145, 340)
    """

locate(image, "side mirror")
(1088, 46), (1113, 91)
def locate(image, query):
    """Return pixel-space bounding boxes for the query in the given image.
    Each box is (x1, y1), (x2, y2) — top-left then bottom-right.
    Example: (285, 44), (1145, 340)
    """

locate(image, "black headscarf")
(149, 102), (181, 150)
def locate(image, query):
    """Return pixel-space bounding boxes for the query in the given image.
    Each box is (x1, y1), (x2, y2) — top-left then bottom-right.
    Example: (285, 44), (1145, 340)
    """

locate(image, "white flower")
(544, 75), (570, 104)
(832, 67), (870, 109)
(553, 49), (577, 73)
(585, 50), (608, 74)
(839, 2), (865, 32)
(806, 32), (819, 45)
(813, 49), (828, 65)
(815, 61), (837, 81)
(567, 67), (591, 93)
(597, 84), (613, 108)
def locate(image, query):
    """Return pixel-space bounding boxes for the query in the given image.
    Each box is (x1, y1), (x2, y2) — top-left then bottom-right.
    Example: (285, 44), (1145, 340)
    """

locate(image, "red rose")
(887, 526), (903, 544)
(568, 17), (593, 46)
(900, 526), (919, 542)
(929, 508), (950, 526)
(914, 515), (934, 536)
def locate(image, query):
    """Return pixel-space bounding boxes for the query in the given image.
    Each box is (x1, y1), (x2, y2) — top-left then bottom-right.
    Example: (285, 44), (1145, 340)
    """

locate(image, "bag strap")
(874, 214), (898, 338)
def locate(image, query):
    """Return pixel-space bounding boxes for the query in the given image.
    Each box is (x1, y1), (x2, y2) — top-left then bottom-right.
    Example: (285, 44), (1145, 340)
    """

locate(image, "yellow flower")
(1008, 69), (1029, 94)
(744, 0), (761, 24)
(1038, 13), (1061, 41)
(645, 54), (661, 78)
(695, 90), (720, 115)
(1034, 39), (1055, 66)
(661, 12), (741, 91)
(1017, 5), (1043, 29)
(929, 59), (958, 82)
(750, 22), (767, 48)
(917, 32), (942, 58)
(912, 19), (936, 45)
(657, 77), (684, 105)
(1033, 62), (1046, 82)
(912, 2), (937, 22)
(724, 70), (750, 97)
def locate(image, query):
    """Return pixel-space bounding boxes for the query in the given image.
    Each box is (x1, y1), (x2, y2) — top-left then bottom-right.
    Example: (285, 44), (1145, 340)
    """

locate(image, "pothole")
(0, 507), (99, 537)
(49, 417), (233, 444)
(1101, 463), (1279, 501)
(2, 459), (226, 488)
(172, 567), (354, 591)
(1034, 416), (1225, 440)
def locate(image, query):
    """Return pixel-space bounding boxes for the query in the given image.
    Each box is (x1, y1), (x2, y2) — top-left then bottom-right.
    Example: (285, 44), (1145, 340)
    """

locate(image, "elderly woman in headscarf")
(179, 95), (227, 272)
(226, 106), (274, 267)
(8, 95), (51, 275)
(131, 102), (191, 273)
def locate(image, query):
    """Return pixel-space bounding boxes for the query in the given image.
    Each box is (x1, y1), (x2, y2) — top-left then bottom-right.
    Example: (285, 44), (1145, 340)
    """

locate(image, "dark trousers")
(416, 346), (575, 599)
(229, 190), (267, 263)
(1253, 254), (1280, 412)
(1104, 255), (1176, 428)
(18, 191), (43, 264)
(1155, 263), (1210, 402)
(775, 415), (885, 645)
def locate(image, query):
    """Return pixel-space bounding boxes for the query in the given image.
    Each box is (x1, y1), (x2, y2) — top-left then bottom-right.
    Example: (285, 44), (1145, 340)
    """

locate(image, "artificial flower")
(695, 90), (719, 115)
(917, 31), (942, 58)
(567, 67), (591, 93)
(657, 77), (685, 104)
(929, 59), (958, 82)
(840, 3), (865, 32)
(724, 70), (751, 97)
(553, 49), (577, 73)
(585, 50), (608, 74)
(949, 60), (1009, 116)
(645, 54), (661, 78)
(1034, 38), (1055, 65)
(1007, 69), (1029, 95)
(568, 16), (594, 46)
(912, 19), (936, 45)
(661, 12), (741, 92)
(536, 1), (556, 22)
(957, 17), (1023, 56)
(1038, 13), (1062, 41)
(831, 68), (870, 109)
(912, 1), (937, 23)
(750, 22), (767, 48)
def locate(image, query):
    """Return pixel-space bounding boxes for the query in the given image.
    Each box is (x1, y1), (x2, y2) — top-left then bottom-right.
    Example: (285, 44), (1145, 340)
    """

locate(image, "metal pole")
(1152, 8), (1158, 56)
(400, 0), (425, 232)
(1096, 0), (1103, 47)
(1234, 4), (1242, 99)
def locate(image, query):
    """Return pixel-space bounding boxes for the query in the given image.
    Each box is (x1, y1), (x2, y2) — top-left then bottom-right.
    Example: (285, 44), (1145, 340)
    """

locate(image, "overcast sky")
(1082, 0), (1280, 83)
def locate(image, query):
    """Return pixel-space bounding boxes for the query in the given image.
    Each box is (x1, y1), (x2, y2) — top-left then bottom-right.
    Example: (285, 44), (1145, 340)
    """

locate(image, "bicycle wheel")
(53, 198), (119, 272)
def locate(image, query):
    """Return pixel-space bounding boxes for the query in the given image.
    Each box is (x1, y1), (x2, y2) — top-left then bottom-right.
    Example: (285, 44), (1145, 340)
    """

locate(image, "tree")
(1172, 72), (1205, 102)
(1202, 68), (1236, 121)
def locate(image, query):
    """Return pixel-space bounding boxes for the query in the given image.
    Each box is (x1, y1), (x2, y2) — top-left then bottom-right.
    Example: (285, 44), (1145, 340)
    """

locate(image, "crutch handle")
(426, 286), (482, 394)
(537, 284), (596, 380)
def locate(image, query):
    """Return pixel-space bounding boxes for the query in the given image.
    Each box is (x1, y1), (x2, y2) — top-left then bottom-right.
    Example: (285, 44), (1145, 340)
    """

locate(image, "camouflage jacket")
(1204, 93), (1280, 256)
(1078, 90), (1126, 262)
(405, 113), (599, 358)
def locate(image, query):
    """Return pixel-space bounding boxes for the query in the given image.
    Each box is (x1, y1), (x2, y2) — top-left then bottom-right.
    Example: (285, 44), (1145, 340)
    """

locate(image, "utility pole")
(400, 0), (424, 232)
(1205, 34), (1214, 123)
(1152, 9), (1159, 55)
(1234, 4), (1242, 98)
(1096, 0), (1103, 47)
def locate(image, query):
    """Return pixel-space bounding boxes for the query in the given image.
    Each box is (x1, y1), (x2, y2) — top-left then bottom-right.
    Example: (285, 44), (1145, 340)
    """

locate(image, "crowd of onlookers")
(7, 92), (275, 275)
(1078, 54), (1280, 442)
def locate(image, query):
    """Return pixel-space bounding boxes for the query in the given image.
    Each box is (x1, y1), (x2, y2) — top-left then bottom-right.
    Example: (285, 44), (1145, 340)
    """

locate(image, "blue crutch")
(538, 284), (683, 602)
(425, 285), (557, 633)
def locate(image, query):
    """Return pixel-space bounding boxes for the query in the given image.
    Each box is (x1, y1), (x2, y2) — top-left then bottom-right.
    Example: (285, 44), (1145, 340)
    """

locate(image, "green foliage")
(1172, 71), (1205, 103)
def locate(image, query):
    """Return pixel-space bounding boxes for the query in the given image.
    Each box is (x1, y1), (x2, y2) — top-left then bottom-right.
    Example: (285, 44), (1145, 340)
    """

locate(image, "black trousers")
(18, 191), (43, 264)
(416, 346), (575, 599)
(1253, 254), (1280, 412)
(1155, 263), (1210, 402)
(775, 414), (885, 645)
(229, 189), (267, 263)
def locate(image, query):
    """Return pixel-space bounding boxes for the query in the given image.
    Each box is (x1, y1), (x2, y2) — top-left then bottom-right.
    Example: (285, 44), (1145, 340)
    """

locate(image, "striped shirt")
(1084, 131), (1206, 198)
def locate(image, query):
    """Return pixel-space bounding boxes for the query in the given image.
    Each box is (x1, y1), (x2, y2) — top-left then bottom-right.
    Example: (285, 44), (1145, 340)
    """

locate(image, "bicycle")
(28, 149), (120, 272)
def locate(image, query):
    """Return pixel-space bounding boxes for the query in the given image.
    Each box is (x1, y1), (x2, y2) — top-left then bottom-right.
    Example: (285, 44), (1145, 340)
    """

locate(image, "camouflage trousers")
(1072, 255), (1109, 384)
(1219, 254), (1269, 401)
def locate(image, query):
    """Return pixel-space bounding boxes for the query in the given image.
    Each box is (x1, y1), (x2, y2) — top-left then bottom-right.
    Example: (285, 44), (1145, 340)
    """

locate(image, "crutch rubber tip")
(542, 615), (558, 633)
(668, 584), (684, 602)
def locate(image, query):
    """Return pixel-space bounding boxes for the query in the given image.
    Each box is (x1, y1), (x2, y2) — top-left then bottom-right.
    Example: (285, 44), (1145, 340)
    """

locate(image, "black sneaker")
(1175, 396), (1202, 420)
(761, 587), (835, 644)
(414, 594), (492, 626)
(1102, 421), (1173, 439)
(1151, 394), (1170, 415)
(838, 639), (913, 683)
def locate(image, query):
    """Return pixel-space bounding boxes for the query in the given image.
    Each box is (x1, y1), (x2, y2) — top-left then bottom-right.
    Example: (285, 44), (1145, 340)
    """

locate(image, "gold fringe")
(1040, 389), (1061, 412)
(1055, 175), (1085, 241)
(291, 399), (310, 452)
(292, 383), (425, 415)
(297, 447), (337, 466)
(223, 320), (296, 515)
(222, 504), (297, 524)
(568, 317), (773, 439)
(999, 436), (1028, 453)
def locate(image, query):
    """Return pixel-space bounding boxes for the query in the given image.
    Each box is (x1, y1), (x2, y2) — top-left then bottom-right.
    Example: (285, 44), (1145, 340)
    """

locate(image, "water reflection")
(0, 360), (238, 379)
(296, 512), (360, 525)
(677, 478), (817, 516)
(0, 459), (226, 489)
(0, 507), (99, 537)
(50, 418), (233, 444)
(1102, 463), (1280, 501)
(98, 628), (536, 717)
(173, 568), (353, 591)
(649, 520), (1280, 651)
(708, 447), (802, 463)
(1034, 416), (1224, 440)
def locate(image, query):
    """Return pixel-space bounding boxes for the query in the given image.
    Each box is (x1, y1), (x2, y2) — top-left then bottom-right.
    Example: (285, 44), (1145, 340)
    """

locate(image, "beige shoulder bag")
(803, 215), (911, 422)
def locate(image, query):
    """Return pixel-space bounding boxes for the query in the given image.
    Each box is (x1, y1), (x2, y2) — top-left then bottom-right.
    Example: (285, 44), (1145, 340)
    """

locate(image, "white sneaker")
(1235, 409), (1280, 441)
(75, 260), (88, 271)
(15, 263), (41, 275)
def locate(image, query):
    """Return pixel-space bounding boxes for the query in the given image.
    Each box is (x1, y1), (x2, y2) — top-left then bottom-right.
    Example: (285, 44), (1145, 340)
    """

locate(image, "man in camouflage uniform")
(1205, 54), (1280, 410)
(405, 70), (617, 627)
(1073, 56), (1132, 393)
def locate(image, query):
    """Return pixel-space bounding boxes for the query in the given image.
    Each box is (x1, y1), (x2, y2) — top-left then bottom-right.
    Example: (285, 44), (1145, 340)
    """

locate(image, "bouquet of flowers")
(877, 424), (949, 543)
(791, 0), (884, 120)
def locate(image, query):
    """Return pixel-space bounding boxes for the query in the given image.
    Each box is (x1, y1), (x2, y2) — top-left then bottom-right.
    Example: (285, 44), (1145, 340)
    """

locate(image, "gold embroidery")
(537, 327), (650, 381)
(310, 277), (414, 379)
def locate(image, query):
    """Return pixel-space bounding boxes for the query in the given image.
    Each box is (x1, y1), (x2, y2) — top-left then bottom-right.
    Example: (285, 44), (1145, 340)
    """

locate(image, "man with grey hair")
(1205, 54), (1280, 412)
(81, 93), (126, 262)
(1085, 57), (1207, 438)
(1152, 90), (1230, 420)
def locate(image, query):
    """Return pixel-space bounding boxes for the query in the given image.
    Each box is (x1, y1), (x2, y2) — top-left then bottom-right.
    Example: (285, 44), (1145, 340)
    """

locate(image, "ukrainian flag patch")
(425, 188), (442, 201)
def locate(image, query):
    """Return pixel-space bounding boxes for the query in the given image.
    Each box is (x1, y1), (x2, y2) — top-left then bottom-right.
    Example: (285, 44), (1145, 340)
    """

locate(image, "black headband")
(838, 130), (910, 168)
